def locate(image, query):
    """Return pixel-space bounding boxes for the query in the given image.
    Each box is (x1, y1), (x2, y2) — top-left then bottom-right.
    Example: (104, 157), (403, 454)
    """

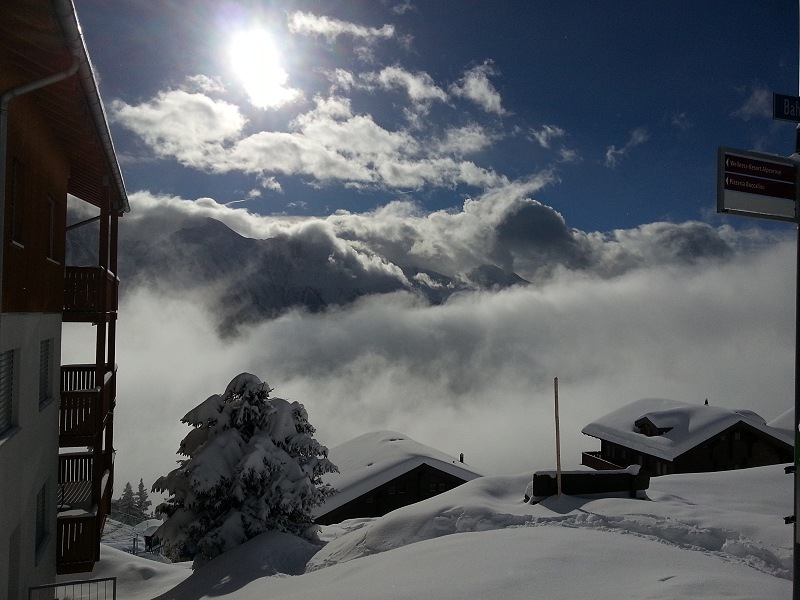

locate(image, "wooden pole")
(554, 377), (562, 496)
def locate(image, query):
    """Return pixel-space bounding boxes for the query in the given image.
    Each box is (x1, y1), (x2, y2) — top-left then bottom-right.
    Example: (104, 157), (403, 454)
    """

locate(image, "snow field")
(80, 464), (792, 599)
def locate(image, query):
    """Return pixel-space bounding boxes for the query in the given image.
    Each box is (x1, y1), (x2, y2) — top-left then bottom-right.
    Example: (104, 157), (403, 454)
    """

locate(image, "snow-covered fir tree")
(152, 373), (338, 568)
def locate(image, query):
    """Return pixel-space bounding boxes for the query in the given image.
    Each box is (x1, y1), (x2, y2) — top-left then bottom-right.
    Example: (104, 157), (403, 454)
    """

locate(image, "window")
(35, 484), (49, 561)
(0, 349), (14, 436)
(39, 339), (54, 407)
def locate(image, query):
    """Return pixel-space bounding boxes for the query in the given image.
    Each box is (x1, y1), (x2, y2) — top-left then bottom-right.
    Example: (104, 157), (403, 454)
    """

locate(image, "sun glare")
(229, 28), (298, 109)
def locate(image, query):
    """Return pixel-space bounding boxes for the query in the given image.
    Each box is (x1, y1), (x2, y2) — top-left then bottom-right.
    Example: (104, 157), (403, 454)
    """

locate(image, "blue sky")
(73, 0), (800, 233)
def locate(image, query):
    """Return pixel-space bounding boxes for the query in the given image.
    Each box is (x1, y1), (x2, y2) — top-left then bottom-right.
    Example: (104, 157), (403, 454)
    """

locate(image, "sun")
(229, 28), (298, 109)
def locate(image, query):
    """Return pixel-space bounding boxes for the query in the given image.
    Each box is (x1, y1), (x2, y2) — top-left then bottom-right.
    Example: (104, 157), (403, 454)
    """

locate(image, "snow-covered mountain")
(66, 215), (528, 335)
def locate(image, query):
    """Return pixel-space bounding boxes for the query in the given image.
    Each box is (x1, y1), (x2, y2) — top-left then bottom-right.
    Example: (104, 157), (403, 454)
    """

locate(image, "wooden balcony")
(63, 266), (118, 322)
(56, 450), (114, 574)
(60, 365), (116, 447)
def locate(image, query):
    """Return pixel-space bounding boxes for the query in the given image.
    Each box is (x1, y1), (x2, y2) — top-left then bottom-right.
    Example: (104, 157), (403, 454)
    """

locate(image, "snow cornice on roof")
(582, 398), (792, 462)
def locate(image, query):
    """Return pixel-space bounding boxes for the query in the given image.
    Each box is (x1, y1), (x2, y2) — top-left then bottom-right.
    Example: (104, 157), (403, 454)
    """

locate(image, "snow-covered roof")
(313, 431), (482, 518)
(582, 398), (793, 462)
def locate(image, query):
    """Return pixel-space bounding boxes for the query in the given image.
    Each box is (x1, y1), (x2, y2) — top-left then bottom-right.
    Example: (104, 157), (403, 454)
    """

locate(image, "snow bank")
(85, 465), (792, 600)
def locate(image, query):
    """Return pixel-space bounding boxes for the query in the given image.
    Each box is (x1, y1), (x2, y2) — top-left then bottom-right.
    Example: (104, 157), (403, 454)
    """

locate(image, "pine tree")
(113, 481), (137, 525)
(152, 373), (337, 568)
(136, 478), (152, 521)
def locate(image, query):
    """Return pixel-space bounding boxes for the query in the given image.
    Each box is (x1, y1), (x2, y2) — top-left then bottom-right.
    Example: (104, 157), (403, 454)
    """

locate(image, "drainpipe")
(0, 58), (80, 349)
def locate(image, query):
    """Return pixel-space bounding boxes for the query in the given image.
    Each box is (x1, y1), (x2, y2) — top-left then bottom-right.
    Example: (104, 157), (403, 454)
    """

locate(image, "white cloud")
(115, 89), (509, 192)
(288, 11), (395, 43)
(558, 147), (580, 163)
(604, 126), (650, 168)
(731, 87), (772, 121)
(111, 91), (246, 167)
(450, 61), (506, 116)
(184, 74), (226, 94)
(372, 66), (448, 104)
(325, 68), (358, 93)
(670, 111), (691, 131)
(529, 124), (565, 149)
(391, 1), (415, 15)
(258, 175), (283, 192)
(435, 124), (496, 156)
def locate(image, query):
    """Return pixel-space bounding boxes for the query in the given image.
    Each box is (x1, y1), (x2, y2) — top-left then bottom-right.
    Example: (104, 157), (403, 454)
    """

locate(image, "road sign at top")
(718, 147), (799, 223)
(773, 93), (800, 122)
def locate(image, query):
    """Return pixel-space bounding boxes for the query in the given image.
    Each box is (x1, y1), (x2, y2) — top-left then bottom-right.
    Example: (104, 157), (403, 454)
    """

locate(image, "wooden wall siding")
(3, 93), (69, 313)
(316, 464), (470, 525)
(598, 423), (792, 476)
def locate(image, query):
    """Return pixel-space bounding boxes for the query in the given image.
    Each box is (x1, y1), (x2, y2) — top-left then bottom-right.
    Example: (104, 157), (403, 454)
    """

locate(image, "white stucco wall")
(0, 312), (61, 600)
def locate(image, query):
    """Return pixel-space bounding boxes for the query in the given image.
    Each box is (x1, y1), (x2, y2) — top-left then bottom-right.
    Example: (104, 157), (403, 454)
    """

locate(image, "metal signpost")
(774, 92), (800, 123)
(717, 147), (798, 222)
(719, 93), (800, 599)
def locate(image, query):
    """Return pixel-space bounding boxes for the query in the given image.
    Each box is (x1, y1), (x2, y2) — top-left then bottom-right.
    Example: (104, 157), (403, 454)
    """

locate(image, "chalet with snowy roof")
(581, 399), (792, 476)
(313, 431), (482, 525)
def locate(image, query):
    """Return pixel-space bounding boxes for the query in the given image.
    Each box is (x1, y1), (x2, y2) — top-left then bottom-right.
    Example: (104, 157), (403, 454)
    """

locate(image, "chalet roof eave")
(52, 0), (129, 215)
(583, 415), (794, 463)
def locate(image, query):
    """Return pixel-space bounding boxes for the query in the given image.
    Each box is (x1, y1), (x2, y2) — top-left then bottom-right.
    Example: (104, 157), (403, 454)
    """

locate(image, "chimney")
(459, 452), (464, 463)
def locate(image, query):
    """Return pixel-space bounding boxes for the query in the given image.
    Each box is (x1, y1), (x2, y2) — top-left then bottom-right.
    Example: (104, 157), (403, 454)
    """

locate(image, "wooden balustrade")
(59, 365), (116, 445)
(57, 513), (99, 574)
(57, 449), (114, 574)
(63, 266), (118, 321)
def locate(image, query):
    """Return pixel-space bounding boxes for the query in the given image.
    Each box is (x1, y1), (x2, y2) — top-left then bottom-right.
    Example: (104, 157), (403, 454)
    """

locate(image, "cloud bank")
(63, 187), (795, 500)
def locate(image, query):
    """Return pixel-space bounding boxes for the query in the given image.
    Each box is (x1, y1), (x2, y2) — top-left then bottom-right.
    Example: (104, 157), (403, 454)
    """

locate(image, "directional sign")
(717, 147), (799, 222)
(774, 93), (800, 123)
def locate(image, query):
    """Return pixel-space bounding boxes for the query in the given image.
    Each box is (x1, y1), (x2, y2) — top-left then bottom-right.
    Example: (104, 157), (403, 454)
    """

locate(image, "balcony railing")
(57, 451), (114, 575)
(63, 266), (118, 321)
(60, 365), (116, 446)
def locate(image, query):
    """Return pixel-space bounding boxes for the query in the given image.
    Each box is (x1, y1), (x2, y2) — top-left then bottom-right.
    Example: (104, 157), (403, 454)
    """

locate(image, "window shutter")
(35, 484), (47, 548)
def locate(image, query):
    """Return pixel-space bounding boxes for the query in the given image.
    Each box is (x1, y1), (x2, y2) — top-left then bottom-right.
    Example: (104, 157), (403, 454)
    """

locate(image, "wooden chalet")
(581, 398), (793, 476)
(314, 431), (482, 525)
(0, 0), (129, 593)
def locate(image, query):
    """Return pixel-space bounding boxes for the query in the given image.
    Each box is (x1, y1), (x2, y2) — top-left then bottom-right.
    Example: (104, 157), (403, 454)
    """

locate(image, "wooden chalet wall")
(2, 72), (68, 314)
(316, 464), (469, 525)
(596, 421), (792, 476)
(674, 422), (792, 473)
